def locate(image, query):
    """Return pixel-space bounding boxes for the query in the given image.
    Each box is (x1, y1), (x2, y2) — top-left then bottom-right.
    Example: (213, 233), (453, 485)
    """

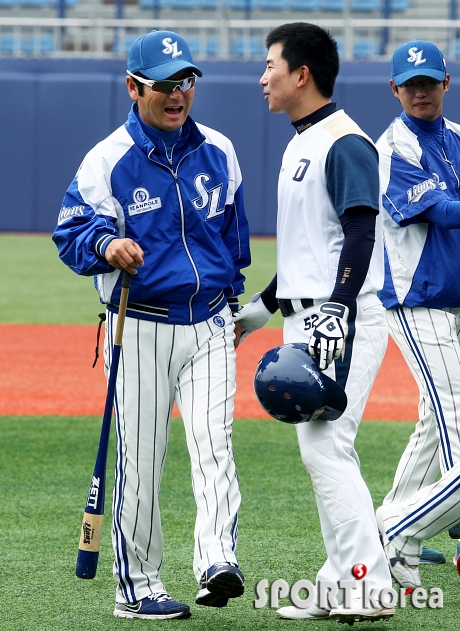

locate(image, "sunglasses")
(127, 70), (197, 94)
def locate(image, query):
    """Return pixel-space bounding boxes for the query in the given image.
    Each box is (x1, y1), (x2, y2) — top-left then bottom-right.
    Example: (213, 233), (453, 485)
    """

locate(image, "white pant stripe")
(386, 473), (460, 540)
(107, 307), (241, 602)
(396, 308), (454, 470)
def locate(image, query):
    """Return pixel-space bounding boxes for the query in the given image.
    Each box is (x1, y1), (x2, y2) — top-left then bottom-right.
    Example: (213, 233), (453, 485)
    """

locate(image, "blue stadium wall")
(1, 58), (460, 235)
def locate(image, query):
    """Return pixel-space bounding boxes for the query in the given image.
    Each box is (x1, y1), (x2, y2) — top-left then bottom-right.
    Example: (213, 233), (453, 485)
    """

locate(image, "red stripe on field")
(0, 324), (418, 420)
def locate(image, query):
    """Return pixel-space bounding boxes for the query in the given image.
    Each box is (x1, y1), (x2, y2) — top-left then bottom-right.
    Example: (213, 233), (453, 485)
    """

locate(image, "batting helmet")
(253, 343), (347, 424)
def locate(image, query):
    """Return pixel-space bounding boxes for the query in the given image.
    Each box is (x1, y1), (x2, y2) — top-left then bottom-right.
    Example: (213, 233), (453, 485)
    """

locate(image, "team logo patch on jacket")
(58, 205), (85, 224)
(192, 174), (224, 219)
(213, 315), (225, 328)
(128, 188), (162, 216)
(407, 178), (436, 203)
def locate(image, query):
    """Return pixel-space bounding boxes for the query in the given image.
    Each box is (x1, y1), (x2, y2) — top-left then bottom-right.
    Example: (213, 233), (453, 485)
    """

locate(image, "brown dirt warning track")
(0, 324), (418, 420)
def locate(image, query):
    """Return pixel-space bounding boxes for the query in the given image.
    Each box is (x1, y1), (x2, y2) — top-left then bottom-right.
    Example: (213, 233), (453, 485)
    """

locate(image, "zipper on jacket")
(441, 147), (460, 189)
(174, 176), (201, 321)
(147, 140), (206, 322)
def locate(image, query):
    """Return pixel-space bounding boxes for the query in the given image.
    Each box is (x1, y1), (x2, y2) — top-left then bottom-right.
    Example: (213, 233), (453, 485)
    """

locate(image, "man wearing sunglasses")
(376, 39), (460, 589)
(53, 30), (250, 620)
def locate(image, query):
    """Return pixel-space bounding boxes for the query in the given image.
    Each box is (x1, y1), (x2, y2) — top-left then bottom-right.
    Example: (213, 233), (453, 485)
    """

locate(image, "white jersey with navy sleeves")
(53, 104), (250, 325)
(275, 107), (392, 600)
(377, 112), (460, 309)
(376, 111), (460, 573)
(276, 110), (384, 301)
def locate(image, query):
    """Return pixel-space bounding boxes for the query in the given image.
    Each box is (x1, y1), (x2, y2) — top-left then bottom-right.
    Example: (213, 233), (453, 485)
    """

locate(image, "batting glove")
(233, 293), (272, 343)
(308, 302), (349, 370)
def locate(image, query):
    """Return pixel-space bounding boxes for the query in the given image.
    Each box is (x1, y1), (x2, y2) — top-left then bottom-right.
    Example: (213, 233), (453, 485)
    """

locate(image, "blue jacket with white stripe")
(377, 111), (460, 310)
(53, 104), (251, 325)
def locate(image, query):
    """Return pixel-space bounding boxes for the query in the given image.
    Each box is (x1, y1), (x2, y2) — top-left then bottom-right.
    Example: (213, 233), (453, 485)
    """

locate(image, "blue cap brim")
(393, 67), (446, 86)
(141, 59), (202, 80)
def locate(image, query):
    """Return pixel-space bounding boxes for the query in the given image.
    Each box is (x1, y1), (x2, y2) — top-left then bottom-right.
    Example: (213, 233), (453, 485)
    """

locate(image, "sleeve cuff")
(95, 234), (117, 259)
(227, 296), (239, 312)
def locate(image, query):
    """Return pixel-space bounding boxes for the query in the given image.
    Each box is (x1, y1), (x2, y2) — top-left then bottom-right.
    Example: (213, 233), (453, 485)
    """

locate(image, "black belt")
(278, 298), (314, 317)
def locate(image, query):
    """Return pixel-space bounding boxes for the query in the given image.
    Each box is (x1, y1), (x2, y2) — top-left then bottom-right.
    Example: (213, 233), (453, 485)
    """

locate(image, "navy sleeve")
(261, 274), (279, 314)
(329, 207), (377, 309)
(325, 135), (380, 218)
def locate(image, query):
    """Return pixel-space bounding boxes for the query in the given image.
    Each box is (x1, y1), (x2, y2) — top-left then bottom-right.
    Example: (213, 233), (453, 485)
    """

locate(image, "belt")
(278, 298), (314, 317)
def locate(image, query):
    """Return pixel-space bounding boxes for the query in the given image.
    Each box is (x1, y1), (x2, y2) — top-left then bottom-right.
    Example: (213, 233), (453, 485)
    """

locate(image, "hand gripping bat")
(76, 270), (132, 579)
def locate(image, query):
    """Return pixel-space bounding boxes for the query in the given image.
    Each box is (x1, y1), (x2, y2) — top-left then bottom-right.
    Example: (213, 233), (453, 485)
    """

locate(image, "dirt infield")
(0, 324), (418, 420)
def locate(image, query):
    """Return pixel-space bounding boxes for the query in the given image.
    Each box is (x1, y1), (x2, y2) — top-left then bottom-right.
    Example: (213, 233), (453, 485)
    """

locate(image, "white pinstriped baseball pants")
(104, 306), (240, 604)
(283, 293), (392, 599)
(379, 307), (460, 556)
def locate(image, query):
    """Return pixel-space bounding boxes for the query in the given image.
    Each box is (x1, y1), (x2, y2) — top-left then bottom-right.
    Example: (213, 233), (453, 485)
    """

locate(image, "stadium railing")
(0, 16), (459, 59)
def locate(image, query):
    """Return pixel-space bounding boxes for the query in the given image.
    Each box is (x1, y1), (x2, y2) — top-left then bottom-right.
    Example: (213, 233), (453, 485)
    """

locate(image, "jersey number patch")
(192, 174), (224, 219)
(293, 158), (311, 182)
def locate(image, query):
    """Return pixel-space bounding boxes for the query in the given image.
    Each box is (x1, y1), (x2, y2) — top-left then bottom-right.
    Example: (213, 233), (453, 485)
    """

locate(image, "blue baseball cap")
(391, 40), (447, 86)
(127, 30), (202, 80)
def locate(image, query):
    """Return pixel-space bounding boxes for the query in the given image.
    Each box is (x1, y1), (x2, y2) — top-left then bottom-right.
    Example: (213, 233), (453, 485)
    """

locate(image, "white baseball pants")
(105, 306), (241, 604)
(379, 307), (460, 556)
(283, 292), (392, 598)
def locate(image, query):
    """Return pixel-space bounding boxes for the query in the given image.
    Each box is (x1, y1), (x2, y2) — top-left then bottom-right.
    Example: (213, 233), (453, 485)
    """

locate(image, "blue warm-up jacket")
(53, 104), (251, 325)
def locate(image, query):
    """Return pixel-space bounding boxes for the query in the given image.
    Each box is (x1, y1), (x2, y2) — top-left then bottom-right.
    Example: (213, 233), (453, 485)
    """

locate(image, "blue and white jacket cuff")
(227, 296), (239, 311)
(95, 234), (117, 259)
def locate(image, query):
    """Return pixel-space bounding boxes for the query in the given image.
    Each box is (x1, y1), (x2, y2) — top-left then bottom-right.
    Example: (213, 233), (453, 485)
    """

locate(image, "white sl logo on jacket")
(192, 174), (224, 219)
(162, 38), (182, 58)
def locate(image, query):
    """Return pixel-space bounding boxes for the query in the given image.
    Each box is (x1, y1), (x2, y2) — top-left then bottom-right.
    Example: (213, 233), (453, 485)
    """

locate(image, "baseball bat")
(76, 270), (132, 579)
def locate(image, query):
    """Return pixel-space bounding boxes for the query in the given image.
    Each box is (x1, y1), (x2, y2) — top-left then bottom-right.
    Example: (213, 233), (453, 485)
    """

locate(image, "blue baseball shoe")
(114, 592), (191, 620)
(449, 522), (460, 539)
(420, 546), (446, 564)
(196, 562), (244, 607)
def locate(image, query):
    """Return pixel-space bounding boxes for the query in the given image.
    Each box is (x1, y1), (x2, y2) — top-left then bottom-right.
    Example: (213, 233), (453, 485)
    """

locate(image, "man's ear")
(126, 76), (139, 102)
(298, 65), (310, 88)
(443, 74), (450, 93)
(390, 79), (399, 99)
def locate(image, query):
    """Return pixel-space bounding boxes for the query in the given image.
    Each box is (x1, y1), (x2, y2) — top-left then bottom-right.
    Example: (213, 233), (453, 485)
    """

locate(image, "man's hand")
(307, 302), (349, 370)
(233, 293), (272, 344)
(105, 238), (144, 275)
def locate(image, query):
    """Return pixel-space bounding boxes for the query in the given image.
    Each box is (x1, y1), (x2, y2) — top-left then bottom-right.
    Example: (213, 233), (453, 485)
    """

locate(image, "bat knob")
(76, 550), (99, 579)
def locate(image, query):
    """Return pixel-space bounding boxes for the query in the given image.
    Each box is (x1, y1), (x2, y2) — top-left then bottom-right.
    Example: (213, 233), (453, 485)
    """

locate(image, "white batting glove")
(233, 292), (272, 343)
(308, 302), (349, 370)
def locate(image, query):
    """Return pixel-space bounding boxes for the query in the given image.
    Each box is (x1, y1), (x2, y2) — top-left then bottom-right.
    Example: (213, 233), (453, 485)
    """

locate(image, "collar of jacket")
(292, 102), (337, 134)
(400, 110), (445, 139)
(125, 103), (206, 157)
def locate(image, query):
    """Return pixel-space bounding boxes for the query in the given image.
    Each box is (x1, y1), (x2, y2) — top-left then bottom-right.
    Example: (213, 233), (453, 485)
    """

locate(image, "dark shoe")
(449, 522), (460, 539)
(420, 546), (446, 564)
(196, 562), (244, 607)
(114, 592), (191, 620)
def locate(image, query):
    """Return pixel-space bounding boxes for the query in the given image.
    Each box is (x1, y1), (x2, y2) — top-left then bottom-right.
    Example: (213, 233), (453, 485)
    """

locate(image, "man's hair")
(265, 22), (339, 98)
(131, 72), (147, 97)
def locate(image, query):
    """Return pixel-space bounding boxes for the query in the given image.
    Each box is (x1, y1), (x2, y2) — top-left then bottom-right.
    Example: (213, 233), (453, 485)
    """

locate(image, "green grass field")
(0, 235), (458, 630)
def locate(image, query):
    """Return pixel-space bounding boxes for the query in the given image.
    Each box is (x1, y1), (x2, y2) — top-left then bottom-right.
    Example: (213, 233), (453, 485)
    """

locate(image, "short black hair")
(131, 72), (148, 97)
(265, 22), (339, 98)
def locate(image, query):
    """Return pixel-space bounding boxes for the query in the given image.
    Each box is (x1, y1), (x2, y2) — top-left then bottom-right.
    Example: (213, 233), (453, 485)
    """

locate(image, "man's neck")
(288, 96), (331, 122)
(292, 102), (337, 134)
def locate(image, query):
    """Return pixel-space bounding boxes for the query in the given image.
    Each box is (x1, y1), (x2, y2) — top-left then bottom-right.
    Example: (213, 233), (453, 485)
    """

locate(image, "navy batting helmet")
(254, 343), (347, 424)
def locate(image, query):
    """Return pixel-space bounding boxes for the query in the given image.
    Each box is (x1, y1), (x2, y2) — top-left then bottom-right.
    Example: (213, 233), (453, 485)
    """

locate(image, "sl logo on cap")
(162, 38), (182, 58)
(407, 47), (426, 67)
